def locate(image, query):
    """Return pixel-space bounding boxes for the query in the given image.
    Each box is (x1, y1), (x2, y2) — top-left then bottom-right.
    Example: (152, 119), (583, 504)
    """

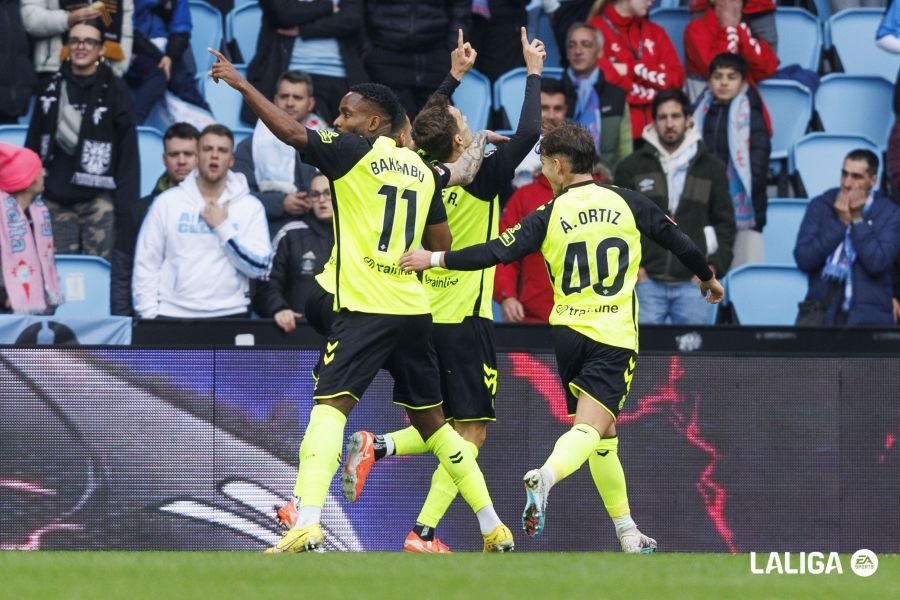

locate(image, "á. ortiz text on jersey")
(370, 157), (426, 182)
(560, 208), (622, 233)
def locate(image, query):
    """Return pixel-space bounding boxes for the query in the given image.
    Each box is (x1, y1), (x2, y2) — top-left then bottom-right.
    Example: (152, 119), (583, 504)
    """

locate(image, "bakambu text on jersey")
(369, 157), (426, 182)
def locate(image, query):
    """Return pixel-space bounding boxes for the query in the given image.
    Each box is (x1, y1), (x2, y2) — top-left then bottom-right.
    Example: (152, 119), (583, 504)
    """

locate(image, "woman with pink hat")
(0, 143), (64, 314)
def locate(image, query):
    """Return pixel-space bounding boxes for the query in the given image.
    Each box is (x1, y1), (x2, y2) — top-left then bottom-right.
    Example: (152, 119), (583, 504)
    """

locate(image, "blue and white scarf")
(822, 194), (874, 312)
(566, 67), (602, 156)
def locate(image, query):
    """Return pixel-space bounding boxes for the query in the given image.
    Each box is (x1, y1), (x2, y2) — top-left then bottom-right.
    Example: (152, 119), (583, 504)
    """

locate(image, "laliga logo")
(750, 549), (878, 576)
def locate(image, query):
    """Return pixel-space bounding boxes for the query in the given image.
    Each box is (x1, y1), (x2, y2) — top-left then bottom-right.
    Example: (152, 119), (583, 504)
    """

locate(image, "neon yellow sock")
(293, 404), (346, 507)
(389, 425), (428, 456)
(544, 424), (601, 484)
(416, 441), (478, 528)
(425, 424), (492, 514)
(587, 436), (631, 518)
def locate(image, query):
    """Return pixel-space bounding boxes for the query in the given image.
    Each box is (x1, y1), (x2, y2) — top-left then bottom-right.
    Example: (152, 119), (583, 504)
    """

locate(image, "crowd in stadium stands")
(1, 0), (900, 325)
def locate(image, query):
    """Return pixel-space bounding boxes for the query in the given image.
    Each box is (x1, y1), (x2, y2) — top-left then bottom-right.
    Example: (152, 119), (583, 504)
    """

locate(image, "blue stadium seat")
(775, 8), (822, 71)
(0, 125), (28, 147)
(226, 3), (262, 63)
(493, 66), (564, 129)
(188, 0), (223, 70)
(724, 264), (808, 325)
(814, 74), (894, 150)
(827, 8), (900, 81)
(232, 126), (253, 147)
(757, 80), (813, 162)
(452, 69), (491, 132)
(54, 255), (111, 317)
(791, 132), (881, 199)
(205, 64), (249, 129)
(137, 126), (165, 197)
(649, 8), (689, 70)
(763, 199), (809, 266)
(533, 8), (561, 69)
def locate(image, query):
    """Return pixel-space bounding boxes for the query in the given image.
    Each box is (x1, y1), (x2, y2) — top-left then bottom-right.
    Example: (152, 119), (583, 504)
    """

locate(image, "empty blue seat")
(188, 0), (223, 70)
(763, 199), (809, 266)
(757, 80), (813, 162)
(828, 8), (900, 81)
(452, 69), (491, 132)
(137, 127), (165, 197)
(205, 64), (249, 129)
(226, 3), (262, 63)
(54, 255), (111, 317)
(724, 264), (808, 325)
(649, 8), (690, 70)
(0, 125), (28, 147)
(493, 66), (564, 129)
(775, 8), (822, 71)
(815, 74), (893, 150)
(791, 132), (881, 199)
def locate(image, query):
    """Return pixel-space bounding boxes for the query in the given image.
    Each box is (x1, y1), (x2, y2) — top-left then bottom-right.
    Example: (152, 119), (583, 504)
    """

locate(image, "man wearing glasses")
(25, 19), (139, 262)
(253, 172), (335, 333)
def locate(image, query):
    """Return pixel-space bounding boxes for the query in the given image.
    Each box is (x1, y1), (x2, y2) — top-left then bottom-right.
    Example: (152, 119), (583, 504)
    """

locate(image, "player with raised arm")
(400, 124), (724, 553)
(341, 28), (545, 554)
(208, 49), (514, 554)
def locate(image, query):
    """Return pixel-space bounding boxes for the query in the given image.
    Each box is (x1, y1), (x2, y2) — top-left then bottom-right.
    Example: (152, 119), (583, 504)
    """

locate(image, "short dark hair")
(541, 77), (566, 97)
(652, 89), (691, 119)
(539, 124), (595, 174)
(412, 95), (459, 163)
(390, 105), (410, 137)
(348, 83), (404, 129)
(164, 122), (200, 143)
(709, 53), (748, 79)
(276, 70), (314, 96)
(72, 18), (105, 35)
(845, 148), (880, 176)
(199, 123), (234, 148)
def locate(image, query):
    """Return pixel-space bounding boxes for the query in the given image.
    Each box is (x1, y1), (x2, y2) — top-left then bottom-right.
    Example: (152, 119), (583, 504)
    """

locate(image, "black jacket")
(0, 0), (35, 120)
(242, 0), (368, 124)
(252, 216), (334, 316)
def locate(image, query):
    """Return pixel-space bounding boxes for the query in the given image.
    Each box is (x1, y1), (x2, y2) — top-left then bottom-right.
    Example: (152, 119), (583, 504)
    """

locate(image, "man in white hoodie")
(614, 89), (735, 325)
(132, 124), (272, 319)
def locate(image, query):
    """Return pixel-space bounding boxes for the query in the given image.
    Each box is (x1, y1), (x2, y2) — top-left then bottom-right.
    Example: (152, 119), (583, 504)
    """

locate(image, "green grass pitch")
(1, 552), (896, 599)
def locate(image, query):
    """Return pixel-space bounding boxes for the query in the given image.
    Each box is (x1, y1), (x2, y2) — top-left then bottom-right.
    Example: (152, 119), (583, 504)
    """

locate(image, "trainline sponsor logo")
(749, 550), (878, 576)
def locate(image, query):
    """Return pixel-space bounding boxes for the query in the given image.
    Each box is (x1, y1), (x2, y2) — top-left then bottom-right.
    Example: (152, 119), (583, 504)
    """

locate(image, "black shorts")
(553, 326), (637, 420)
(304, 281), (336, 338)
(433, 316), (497, 421)
(313, 311), (442, 410)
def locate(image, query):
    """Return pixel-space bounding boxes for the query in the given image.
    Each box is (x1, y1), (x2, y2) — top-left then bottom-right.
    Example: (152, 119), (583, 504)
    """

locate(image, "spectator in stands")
(469, 0), (528, 83)
(22, 0), (134, 89)
(25, 19), (139, 261)
(877, 0), (900, 194)
(614, 89), (735, 324)
(1, 0), (36, 124)
(243, 0), (367, 124)
(687, 0), (777, 52)
(794, 149), (900, 326)
(362, 0), (471, 118)
(684, 0), (777, 100)
(0, 143), (63, 315)
(253, 172), (334, 333)
(513, 77), (569, 188)
(561, 23), (632, 168)
(110, 122), (198, 315)
(693, 53), (770, 267)
(234, 71), (322, 238)
(124, 0), (209, 124)
(586, 0), (686, 142)
(132, 124), (271, 319)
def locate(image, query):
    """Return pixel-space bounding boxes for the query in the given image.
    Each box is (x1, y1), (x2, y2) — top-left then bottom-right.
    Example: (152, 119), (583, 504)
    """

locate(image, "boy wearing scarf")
(25, 19), (139, 262)
(794, 150), (900, 326)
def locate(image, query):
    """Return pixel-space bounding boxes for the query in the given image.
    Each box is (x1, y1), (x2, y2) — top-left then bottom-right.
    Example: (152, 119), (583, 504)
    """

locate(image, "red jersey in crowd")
(684, 9), (779, 82)
(688, 0), (776, 16)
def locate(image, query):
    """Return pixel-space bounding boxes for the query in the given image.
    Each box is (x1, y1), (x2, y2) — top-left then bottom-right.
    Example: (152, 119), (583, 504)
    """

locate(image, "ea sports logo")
(850, 549), (878, 577)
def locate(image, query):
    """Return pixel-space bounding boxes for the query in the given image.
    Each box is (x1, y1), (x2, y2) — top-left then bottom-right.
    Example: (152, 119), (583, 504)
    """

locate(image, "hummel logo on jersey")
(449, 451), (464, 464)
(323, 340), (339, 365)
(483, 364), (498, 395)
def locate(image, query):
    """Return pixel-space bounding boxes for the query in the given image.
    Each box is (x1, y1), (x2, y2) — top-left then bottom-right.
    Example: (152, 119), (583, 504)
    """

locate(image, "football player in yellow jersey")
(400, 124), (725, 553)
(209, 49), (515, 554)
(341, 28), (545, 554)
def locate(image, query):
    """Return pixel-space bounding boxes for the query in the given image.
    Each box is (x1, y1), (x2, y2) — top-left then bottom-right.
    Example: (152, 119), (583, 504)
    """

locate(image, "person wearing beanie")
(0, 143), (64, 314)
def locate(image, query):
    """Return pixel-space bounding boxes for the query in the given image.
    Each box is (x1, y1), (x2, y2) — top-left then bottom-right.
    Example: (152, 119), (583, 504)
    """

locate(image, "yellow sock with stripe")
(416, 441), (478, 528)
(587, 436), (631, 518)
(389, 425), (428, 456)
(543, 424), (602, 487)
(293, 404), (346, 511)
(425, 424), (493, 515)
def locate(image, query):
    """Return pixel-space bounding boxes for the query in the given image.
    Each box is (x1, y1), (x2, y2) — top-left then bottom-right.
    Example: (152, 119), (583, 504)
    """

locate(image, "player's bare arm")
(208, 48), (309, 150)
(422, 222), (452, 252)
